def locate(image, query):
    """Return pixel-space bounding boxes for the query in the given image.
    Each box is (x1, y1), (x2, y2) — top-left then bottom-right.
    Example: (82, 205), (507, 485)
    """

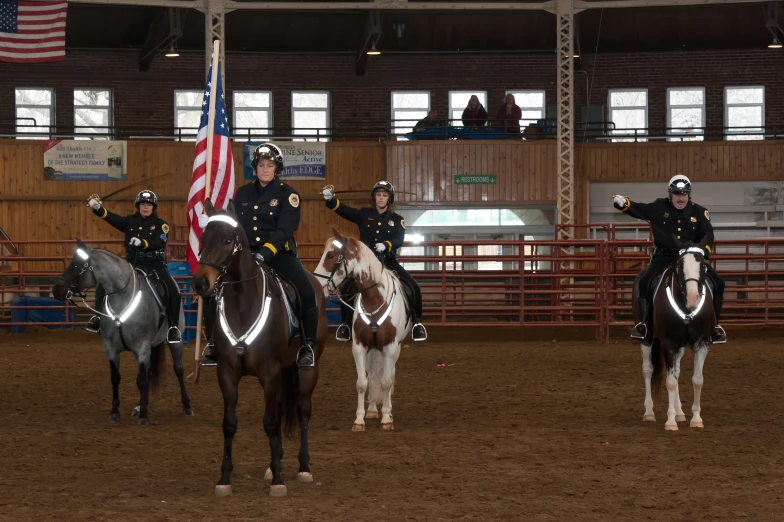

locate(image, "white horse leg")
(641, 343), (655, 421)
(673, 348), (687, 422)
(352, 342), (368, 432)
(380, 343), (400, 431)
(365, 349), (381, 420)
(665, 366), (679, 431)
(690, 345), (709, 428)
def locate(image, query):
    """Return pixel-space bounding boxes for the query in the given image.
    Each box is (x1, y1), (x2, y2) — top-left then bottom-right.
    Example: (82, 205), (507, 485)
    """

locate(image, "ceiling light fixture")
(769, 37), (782, 49)
(165, 43), (179, 57)
(367, 42), (380, 56)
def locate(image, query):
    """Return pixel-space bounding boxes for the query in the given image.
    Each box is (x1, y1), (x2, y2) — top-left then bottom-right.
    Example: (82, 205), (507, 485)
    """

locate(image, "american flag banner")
(0, 0), (67, 63)
(186, 58), (236, 272)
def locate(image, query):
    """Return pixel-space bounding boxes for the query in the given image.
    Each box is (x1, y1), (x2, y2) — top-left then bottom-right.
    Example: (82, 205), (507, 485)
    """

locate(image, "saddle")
(256, 262), (302, 336)
(134, 267), (167, 314)
(396, 275), (416, 321)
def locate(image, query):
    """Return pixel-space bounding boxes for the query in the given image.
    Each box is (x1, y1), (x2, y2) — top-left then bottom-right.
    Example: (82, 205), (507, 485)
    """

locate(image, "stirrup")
(335, 323), (351, 342)
(630, 322), (647, 340)
(297, 344), (315, 368)
(200, 342), (217, 366)
(711, 325), (727, 344)
(85, 315), (100, 334)
(412, 323), (427, 341)
(167, 326), (182, 344)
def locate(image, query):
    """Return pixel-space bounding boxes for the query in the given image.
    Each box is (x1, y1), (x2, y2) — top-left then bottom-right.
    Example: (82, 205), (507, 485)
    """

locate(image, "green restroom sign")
(454, 174), (497, 185)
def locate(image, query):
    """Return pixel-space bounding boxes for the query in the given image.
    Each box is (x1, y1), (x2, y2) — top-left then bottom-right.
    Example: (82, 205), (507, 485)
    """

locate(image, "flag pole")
(193, 39), (221, 384)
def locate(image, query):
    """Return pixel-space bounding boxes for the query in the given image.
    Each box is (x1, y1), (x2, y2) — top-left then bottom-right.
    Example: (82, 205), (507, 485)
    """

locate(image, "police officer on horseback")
(613, 174), (726, 343)
(322, 181), (427, 342)
(87, 190), (182, 344)
(199, 143), (318, 368)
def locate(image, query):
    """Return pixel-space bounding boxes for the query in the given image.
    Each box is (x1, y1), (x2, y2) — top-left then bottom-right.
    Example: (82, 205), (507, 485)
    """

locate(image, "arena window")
(174, 90), (204, 141)
(608, 89), (648, 142)
(232, 91), (272, 141)
(506, 90), (546, 128)
(15, 88), (53, 139)
(448, 91), (487, 126)
(391, 91), (430, 138)
(725, 86), (764, 141)
(292, 91), (330, 142)
(74, 89), (112, 140)
(667, 88), (704, 141)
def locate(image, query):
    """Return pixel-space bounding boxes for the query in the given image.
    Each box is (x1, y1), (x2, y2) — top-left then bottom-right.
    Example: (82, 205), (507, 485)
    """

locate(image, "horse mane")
(351, 238), (388, 286)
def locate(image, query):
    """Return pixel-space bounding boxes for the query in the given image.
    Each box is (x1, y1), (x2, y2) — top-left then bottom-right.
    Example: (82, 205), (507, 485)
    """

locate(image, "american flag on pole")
(0, 0), (67, 63)
(186, 58), (235, 272)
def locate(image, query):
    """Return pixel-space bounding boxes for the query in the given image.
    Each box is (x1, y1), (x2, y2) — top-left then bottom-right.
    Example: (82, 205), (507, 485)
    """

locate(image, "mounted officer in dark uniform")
(199, 144), (318, 368)
(87, 190), (182, 344)
(322, 180), (427, 342)
(613, 174), (726, 344)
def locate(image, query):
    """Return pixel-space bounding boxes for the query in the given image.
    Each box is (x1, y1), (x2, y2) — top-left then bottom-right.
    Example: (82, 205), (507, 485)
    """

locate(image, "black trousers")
(637, 254), (725, 321)
(338, 257), (423, 323)
(95, 261), (181, 327)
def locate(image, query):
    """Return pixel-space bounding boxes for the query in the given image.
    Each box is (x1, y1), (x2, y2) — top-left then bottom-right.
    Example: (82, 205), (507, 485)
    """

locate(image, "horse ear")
(226, 199), (237, 218)
(204, 198), (216, 217)
(75, 237), (86, 250)
(331, 226), (344, 240)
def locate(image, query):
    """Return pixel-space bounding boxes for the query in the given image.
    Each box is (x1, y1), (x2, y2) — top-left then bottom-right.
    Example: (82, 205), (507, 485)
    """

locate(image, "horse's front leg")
(215, 363), (240, 497)
(690, 344), (709, 428)
(135, 347), (152, 426)
(673, 347), (687, 422)
(664, 346), (682, 431)
(296, 366), (318, 484)
(262, 371), (287, 497)
(352, 342), (368, 432)
(380, 343), (400, 431)
(640, 343), (655, 422)
(167, 341), (194, 416)
(108, 356), (121, 423)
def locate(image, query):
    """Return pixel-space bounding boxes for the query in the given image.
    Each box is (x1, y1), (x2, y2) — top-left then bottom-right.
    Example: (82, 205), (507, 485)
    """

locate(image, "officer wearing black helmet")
(613, 174), (726, 343)
(323, 181), (427, 342)
(200, 143), (318, 368)
(86, 190), (183, 344)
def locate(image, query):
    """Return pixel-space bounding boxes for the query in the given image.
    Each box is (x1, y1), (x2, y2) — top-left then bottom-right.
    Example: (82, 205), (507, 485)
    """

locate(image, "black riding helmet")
(668, 174), (691, 196)
(135, 190), (158, 210)
(251, 143), (285, 175)
(372, 181), (395, 205)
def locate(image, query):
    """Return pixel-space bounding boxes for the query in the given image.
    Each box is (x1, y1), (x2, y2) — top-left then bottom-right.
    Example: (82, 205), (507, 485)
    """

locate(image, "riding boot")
(711, 293), (727, 344)
(200, 297), (219, 364)
(166, 294), (182, 344)
(297, 306), (319, 368)
(335, 296), (352, 342)
(86, 286), (106, 334)
(631, 297), (649, 340)
(411, 293), (427, 341)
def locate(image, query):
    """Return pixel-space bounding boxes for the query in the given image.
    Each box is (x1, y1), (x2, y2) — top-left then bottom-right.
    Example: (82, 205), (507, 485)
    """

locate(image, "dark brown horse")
(192, 199), (326, 498)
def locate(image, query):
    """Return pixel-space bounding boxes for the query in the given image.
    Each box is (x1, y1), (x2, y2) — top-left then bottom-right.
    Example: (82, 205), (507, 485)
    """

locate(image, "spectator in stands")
(413, 110), (442, 131)
(494, 93), (522, 136)
(461, 95), (488, 128)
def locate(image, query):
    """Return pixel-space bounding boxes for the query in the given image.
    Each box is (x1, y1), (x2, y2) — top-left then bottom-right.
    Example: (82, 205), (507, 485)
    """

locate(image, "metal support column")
(556, 0), (574, 242)
(205, 0), (225, 85)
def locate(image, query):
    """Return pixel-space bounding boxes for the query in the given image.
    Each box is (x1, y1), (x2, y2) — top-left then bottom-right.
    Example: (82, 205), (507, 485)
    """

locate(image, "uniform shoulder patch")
(400, 218), (405, 229)
(704, 210), (710, 221)
(162, 224), (169, 233)
(288, 193), (300, 208)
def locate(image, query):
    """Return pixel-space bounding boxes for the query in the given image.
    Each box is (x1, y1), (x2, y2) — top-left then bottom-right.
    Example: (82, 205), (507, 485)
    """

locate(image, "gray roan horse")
(52, 239), (194, 425)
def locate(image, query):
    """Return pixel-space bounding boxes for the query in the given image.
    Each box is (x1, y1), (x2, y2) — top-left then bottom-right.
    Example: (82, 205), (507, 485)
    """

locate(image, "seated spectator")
(494, 94), (522, 135)
(461, 95), (488, 128)
(413, 110), (442, 131)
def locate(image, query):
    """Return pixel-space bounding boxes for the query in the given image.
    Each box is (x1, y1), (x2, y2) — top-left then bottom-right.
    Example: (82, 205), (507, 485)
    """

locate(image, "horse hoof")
(664, 423), (679, 431)
(137, 417), (150, 426)
(642, 414), (656, 422)
(214, 485), (232, 497)
(381, 423), (395, 431)
(131, 407), (140, 417)
(264, 468), (272, 481)
(675, 415), (687, 422)
(108, 413), (120, 423)
(183, 408), (195, 417)
(269, 485), (287, 498)
(297, 472), (314, 483)
(690, 421), (704, 429)
(351, 423), (366, 432)
(366, 411), (379, 419)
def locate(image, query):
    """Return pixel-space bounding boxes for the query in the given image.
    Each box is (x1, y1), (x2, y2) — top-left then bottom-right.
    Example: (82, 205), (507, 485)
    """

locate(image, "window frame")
(724, 86), (765, 141)
(448, 90), (487, 126)
(15, 87), (54, 138)
(666, 87), (705, 142)
(73, 88), (113, 139)
(506, 89), (546, 128)
(232, 90), (273, 142)
(173, 89), (204, 141)
(607, 88), (649, 142)
(291, 90), (331, 142)
(390, 90), (431, 136)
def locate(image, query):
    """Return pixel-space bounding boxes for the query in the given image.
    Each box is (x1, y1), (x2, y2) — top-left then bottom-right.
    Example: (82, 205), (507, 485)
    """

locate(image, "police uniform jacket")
(618, 198), (714, 256)
(326, 198), (406, 259)
(235, 178), (301, 260)
(93, 206), (170, 263)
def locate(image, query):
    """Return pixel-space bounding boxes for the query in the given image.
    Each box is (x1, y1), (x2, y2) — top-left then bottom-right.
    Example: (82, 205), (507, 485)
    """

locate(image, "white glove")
(88, 198), (101, 210)
(323, 188), (334, 201)
(375, 243), (386, 253)
(613, 195), (628, 208)
(129, 237), (142, 247)
(198, 213), (210, 229)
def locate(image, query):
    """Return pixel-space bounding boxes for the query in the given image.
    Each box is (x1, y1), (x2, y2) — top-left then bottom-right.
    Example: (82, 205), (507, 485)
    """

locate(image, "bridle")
(197, 215), (259, 291)
(313, 239), (349, 295)
(666, 246), (708, 324)
(674, 246), (707, 296)
(61, 247), (132, 300)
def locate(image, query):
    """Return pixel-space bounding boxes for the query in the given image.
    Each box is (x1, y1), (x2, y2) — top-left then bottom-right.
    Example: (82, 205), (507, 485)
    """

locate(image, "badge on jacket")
(162, 224), (169, 233)
(704, 210), (710, 221)
(270, 199), (278, 207)
(690, 216), (697, 222)
(288, 194), (300, 208)
(388, 220), (394, 227)
(401, 219), (405, 229)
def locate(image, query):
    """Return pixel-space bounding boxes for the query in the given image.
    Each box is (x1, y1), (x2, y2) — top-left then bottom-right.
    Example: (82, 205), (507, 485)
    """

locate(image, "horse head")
(314, 227), (365, 296)
(673, 235), (710, 312)
(192, 198), (249, 297)
(52, 238), (99, 301)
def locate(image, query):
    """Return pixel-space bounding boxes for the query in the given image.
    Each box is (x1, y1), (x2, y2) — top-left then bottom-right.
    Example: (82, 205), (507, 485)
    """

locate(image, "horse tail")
(148, 342), (166, 395)
(280, 363), (300, 439)
(650, 339), (664, 396)
(366, 349), (385, 406)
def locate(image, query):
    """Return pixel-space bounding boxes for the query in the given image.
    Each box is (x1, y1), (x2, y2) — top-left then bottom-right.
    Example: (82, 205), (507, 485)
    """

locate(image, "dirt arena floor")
(0, 326), (783, 521)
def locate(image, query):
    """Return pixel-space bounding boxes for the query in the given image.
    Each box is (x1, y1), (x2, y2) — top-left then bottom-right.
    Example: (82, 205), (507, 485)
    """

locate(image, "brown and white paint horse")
(315, 229), (411, 431)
